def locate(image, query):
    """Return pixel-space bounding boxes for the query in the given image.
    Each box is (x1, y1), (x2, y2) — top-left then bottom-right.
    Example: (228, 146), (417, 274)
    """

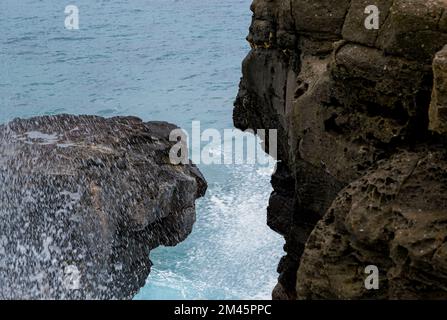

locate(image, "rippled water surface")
(0, 0), (284, 299)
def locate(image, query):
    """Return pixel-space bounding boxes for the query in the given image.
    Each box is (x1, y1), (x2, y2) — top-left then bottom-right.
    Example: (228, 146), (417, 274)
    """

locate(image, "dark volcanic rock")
(297, 150), (447, 299)
(0, 115), (206, 299)
(430, 45), (447, 134)
(234, 0), (447, 299)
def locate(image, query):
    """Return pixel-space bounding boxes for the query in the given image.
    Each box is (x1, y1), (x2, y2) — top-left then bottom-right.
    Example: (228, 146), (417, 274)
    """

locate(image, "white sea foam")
(2, 0), (279, 300)
(25, 131), (59, 145)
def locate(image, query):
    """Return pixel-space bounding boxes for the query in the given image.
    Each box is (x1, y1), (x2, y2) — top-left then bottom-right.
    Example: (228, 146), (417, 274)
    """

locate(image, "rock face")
(430, 45), (447, 134)
(297, 150), (447, 299)
(234, 0), (447, 299)
(0, 115), (206, 299)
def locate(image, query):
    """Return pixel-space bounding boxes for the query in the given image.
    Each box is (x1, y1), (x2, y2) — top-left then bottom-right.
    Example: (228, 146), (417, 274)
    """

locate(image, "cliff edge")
(234, 0), (447, 299)
(0, 115), (206, 299)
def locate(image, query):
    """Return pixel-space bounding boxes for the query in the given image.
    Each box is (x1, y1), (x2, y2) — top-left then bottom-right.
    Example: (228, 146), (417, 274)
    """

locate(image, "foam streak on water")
(1, 0), (284, 299)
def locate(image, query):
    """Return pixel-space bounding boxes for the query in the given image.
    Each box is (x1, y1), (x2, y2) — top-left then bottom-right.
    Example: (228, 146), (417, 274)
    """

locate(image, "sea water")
(0, 0), (284, 299)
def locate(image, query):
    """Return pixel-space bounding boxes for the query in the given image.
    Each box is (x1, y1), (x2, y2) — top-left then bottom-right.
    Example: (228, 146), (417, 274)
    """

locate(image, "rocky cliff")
(0, 115), (206, 299)
(234, 0), (447, 299)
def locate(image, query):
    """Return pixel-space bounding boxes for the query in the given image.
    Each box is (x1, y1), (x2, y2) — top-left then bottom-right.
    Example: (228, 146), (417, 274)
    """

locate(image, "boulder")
(0, 114), (206, 299)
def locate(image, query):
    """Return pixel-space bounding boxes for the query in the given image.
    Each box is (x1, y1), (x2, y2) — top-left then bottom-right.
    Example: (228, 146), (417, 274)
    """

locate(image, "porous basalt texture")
(297, 149), (447, 299)
(0, 115), (206, 299)
(234, 0), (447, 299)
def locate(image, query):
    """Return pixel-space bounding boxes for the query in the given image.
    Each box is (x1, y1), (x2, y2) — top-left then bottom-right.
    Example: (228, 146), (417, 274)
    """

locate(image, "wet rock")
(0, 115), (206, 299)
(234, 0), (447, 299)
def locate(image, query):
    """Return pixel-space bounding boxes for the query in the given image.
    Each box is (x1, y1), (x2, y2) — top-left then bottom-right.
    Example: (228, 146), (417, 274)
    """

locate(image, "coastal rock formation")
(0, 115), (206, 299)
(297, 149), (447, 299)
(234, 0), (447, 299)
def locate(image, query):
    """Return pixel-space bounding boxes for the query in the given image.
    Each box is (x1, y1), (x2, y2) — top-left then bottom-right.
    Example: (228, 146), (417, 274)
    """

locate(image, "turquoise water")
(0, 0), (284, 299)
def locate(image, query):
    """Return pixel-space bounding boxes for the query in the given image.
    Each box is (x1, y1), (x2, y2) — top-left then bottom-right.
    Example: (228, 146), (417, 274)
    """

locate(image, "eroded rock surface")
(234, 0), (447, 299)
(0, 115), (206, 299)
(297, 150), (447, 299)
(430, 45), (447, 134)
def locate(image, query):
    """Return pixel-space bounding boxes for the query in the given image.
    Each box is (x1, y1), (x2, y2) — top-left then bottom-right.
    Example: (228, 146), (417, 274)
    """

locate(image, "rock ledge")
(0, 114), (206, 299)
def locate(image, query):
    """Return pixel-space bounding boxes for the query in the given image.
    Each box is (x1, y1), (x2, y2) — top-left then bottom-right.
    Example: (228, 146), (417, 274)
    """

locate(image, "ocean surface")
(0, 0), (284, 299)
